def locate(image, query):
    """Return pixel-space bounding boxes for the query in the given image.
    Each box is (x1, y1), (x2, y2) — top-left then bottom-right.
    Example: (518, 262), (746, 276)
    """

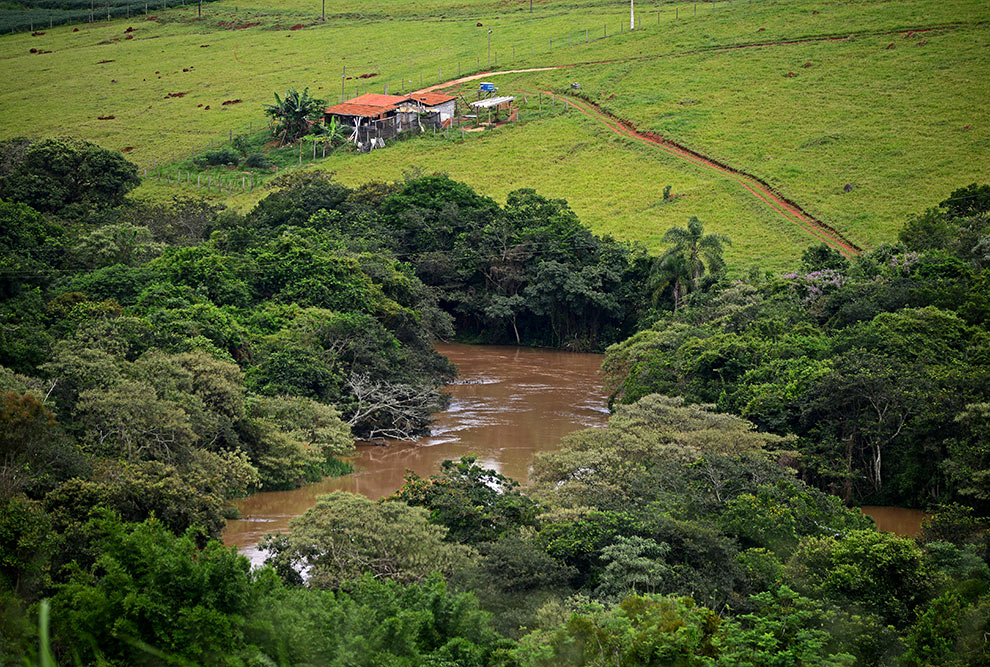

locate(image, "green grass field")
(2, 0), (988, 269)
(508, 22), (990, 250)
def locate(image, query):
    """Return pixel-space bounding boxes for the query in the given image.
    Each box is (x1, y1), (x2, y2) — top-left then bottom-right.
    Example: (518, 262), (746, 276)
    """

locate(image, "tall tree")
(657, 216), (729, 295)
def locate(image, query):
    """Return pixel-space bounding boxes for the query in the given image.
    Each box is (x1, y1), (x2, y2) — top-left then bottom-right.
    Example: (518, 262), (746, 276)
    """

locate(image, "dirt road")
(413, 24), (962, 255)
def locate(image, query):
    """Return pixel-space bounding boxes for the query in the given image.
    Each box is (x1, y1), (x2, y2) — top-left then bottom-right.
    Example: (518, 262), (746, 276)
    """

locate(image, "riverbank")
(222, 342), (608, 564)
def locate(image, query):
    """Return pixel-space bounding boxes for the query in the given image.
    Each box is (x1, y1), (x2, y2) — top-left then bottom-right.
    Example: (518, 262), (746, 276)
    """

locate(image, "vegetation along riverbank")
(2, 0), (989, 661)
(1, 131), (988, 663)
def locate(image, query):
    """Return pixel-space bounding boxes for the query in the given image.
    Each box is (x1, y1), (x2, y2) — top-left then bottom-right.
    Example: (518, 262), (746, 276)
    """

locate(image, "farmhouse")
(324, 93), (409, 146)
(324, 91), (462, 149)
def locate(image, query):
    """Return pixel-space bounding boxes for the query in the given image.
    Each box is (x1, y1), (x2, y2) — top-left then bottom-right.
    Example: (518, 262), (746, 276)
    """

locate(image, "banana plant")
(263, 88), (327, 147)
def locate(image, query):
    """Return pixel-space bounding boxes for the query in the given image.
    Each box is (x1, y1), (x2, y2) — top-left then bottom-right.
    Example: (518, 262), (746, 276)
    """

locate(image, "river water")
(221, 343), (928, 565)
(222, 343), (609, 564)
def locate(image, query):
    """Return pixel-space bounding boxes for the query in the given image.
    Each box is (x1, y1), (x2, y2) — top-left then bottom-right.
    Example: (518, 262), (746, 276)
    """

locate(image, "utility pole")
(322, 0), (325, 21)
(487, 29), (493, 68)
(630, 0), (635, 30)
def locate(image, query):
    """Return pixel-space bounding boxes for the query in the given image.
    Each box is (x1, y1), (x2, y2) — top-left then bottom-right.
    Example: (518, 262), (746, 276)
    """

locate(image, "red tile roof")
(409, 92), (457, 106)
(325, 102), (396, 117)
(347, 93), (410, 107)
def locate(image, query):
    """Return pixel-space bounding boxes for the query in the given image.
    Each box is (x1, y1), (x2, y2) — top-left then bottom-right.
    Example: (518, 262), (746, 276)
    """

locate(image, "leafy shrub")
(196, 148), (240, 167)
(243, 152), (272, 169)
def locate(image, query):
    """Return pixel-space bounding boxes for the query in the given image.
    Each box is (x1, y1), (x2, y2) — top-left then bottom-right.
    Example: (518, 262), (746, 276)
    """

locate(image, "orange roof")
(347, 93), (410, 107)
(325, 102), (396, 117)
(409, 92), (457, 106)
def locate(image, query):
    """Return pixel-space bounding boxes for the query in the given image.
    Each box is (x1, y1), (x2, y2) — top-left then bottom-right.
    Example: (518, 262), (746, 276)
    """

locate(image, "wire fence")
(111, 0), (760, 191)
(148, 94), (580, 194)
(330, 0), (760, 103)
(1, 0), (221, 33)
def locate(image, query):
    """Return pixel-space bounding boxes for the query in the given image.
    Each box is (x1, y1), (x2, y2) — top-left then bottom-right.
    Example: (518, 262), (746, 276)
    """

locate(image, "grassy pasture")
(2, 0), (983, 166)
(1, 0), (988, 268)
(511, 22), (990, 248)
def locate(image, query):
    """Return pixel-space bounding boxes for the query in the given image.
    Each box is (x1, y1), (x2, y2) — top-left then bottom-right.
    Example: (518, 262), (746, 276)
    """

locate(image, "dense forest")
(1, 137), (988, 664)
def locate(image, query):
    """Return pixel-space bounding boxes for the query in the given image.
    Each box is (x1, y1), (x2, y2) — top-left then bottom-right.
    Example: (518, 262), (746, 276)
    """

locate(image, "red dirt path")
(541, 91), (861, 256)
(409, 24), (964, 255)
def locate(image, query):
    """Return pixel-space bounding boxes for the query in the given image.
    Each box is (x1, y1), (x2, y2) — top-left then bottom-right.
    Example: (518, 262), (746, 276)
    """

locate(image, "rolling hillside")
(1, 0), (988, 269)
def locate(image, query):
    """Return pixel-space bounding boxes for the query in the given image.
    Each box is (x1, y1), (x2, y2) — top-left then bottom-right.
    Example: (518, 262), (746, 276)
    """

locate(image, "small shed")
(408, 92), (458, 125)
(469, 96), (516, 125)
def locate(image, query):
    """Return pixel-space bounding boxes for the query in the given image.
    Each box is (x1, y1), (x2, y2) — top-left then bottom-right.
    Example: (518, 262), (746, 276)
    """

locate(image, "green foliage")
(0, 137), (139, 216)
(603, 190), (990, 507)
(49, 513), (255, 665)
(392, 456), (539, 545)
(801, 242), (850, 273)
(512, 595), (722, 666)
(0, 200), (66, 299)
(651, 216), (730, 309)
(196, 148), (241, 167)
(264, 88), (327, 146)
(262, 491), (475, 589)
(717, 586), (856, 666)
(246, 394), (353, 489)
(785, 530), (932, 627)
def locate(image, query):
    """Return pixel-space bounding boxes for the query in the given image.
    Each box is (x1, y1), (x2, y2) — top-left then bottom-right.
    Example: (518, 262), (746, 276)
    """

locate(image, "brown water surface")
(861, 506), (929, 538)
(222, 342), (608, 564)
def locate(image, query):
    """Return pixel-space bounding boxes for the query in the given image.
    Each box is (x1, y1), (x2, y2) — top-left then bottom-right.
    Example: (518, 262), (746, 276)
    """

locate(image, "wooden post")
(539, 92), (542, 114)
(197, 173), (201, 188)
(229, 129), (232, 142)
(438, 66), (441, 82)
(586, 28), (588, 42)
(298, 141), (302, 165)
(242, 175), (245, 190)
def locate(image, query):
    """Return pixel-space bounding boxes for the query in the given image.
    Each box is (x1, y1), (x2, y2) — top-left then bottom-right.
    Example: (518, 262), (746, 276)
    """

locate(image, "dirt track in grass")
(411, 24), (968, 254)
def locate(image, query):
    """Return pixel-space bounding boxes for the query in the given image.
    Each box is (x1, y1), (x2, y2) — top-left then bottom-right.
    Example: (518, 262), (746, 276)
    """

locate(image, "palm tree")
(264, 88), (327, 146)
(647, 251), (691, 310)
(652, 217), (730, 308)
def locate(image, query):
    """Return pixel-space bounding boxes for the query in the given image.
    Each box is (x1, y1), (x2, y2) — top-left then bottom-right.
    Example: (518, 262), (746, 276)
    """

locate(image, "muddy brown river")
(222, 343), (609, 564)
(222, 343), (928, 565)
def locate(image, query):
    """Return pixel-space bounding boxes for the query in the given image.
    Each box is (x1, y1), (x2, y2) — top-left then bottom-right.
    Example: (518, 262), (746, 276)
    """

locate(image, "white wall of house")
(425, 100), (456, 122)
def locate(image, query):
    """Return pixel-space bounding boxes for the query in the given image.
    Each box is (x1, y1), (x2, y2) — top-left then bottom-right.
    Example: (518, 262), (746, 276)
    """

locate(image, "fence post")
(586, 28), (588, 42)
